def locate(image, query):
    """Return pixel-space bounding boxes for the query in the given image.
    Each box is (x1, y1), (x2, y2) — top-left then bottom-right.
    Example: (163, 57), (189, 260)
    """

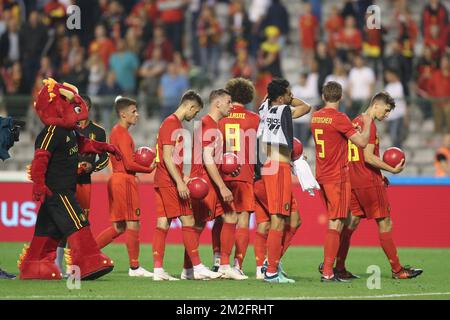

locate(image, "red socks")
(125, 229), (140, 269)
(212, 219), (222, 256)
(281, 226), (298, 257)
(234, 227), (249, 268)
(95, 226), (121, 249)
(323, 229), (341, 277)
(335, 227), (354, 271)
(267, 229), (283, 274)
(254, 231), (268, 267)
(220, 222), (236, 265)
(182, 226), (201, 266)
(379, 231), (402, 273)
(152, 227), (168, 269)
(184, 228), (202, 269)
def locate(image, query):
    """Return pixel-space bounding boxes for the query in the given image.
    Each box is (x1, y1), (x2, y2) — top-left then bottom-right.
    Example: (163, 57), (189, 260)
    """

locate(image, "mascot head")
(34, 78), (89, 129)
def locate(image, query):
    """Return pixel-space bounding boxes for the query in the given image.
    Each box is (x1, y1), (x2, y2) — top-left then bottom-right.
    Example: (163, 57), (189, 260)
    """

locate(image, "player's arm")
(363, 144), (405, 174)
(437, 153), (450, 174)
(348, 114), (372, 148)
(93, 127), (109, 172)
(117, 136), (154, 174)
(163, 144), (189, 199)
(77, 133), (122, 160)
(290, 97), (311, 119)
(203, 146), (233, 202)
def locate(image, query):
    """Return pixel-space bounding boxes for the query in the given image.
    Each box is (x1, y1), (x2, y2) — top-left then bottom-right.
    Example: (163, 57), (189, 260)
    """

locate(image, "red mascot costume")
(18, 78), (121, 280)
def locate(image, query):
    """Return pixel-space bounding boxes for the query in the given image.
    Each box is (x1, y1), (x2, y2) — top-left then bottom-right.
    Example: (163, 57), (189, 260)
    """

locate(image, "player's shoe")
(0, 268), (16, 280)
(318, 262), (359, 280)
(320, 274), (349, 283)
(128, 267), (153, 278)
(263, 272), (293, 284)
(261, 259), (268, 275)
(278, 261), (288, 277)
(232, 267), (249, 279)
(212, 254), (221, 272)
(153, 269), (179, 281)
(180, 268), (194, 280)
(218, 266), (247, 280)
(392, 266), (423, 279)
(193, 264), (222, 280)
(278, 271), (295, 283)
(256, 266), (264, 280)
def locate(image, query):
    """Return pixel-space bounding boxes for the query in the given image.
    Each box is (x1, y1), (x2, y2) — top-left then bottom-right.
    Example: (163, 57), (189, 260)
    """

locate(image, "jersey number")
(314, 129), (325, 158)
(155, 135), (160, 163)
(348, 140), (360, 162)
(225, 123), (240, 152)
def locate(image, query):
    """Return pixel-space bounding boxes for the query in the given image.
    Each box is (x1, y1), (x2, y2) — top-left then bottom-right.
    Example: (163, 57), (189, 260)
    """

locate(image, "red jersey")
(299, 13), (319, 49)
(109, 124), (152, 175)
(154, 114), (185, 188)
(348, 116), (383, 188)
(190, 114), (223, 185)
(311, 108), (357, 184)
(219, 104), (260, 183)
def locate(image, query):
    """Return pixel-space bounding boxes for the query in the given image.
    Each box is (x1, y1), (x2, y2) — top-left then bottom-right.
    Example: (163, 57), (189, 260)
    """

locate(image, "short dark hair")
(180, 90), (203, 108)
(370, 91), (396, 110)
(209, 89), (231, 104)
(115, 97), (137, 117)
(267, 78), (290, 103)
(81, 95), (92, 110)
(225, 78), (255, 105)
(322, 81), (342, 102)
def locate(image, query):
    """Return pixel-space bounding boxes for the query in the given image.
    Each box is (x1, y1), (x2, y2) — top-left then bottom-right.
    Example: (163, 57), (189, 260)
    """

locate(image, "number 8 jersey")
(311, 107), (357, 184)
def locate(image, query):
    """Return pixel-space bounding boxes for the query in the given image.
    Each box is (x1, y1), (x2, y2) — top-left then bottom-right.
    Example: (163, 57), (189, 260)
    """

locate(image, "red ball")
(222, 152), (239, 175)
(135, 147), (156, 167)
(292, 138), (303, 161)
(382, 147), (405, 167)
(188, 177), (209, 200)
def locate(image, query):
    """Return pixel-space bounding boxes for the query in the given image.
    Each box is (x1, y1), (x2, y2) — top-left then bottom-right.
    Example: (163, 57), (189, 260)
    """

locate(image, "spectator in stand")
(109, 38), (139, 94)
(261, 0), (290, 48)
(384, 69), (408, 148)
(63, 50), (89, 94)
(227, 0), (251, 55)
(157, 0), (188, 53)
(429, 55), (450, 134)
(415, 45), (437, 119)
(44, 0), (67, 28)
(19, 10), (48, 93)
(87, 52), (106, 96)
(0, 61), (25, 95)
(188, 0), (212, 66)
(362, 11), (385, 78)
(324, 5), (344, 45)
(248, 0), (271, 58)
(98, 70), (122, 96)
(257, 25), (283, 78)
(101, 0), (126, 40)
(425, 24), (448, 60)
(348, 55), (375, 118)
(158, 62), (189, 120)
(384, 41), (409, 93)
(325, 59), (349, 112)
(197, 4), (222, 79)
(422, 0), (449, 39)
(292, 71), (319, 145)
(144, 25), (174, 62)
(299, 2), (319, 65)
(0, 17), (20, 66)
(315, 41), (333, 95)
(231, 39), (253, 79)
(172, 51), (189, 76)
(125, 27), (142, 55)
(68, 35), (85, 70)
(89, 24), (116, 68)
(435, 134), (450, 177)
(334, 15), (362, 64)
(129, 0), (159, 31)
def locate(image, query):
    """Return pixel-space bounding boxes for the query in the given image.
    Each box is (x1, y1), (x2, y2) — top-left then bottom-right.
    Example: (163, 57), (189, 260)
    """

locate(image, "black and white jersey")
(257, 101), (294, 150)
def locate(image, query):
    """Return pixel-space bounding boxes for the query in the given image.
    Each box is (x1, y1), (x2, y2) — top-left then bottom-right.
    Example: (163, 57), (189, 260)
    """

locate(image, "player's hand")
(391, 159), (405, 174)
(353, 122), (362, 132)
(32, 182), (53, 203)
(230, 165), (241, 177)
(183, 175), (192, 184)
(220, 185), (233, 202)
(361, 113), (372, 126)
(177, 181), (190, 200)
(106, 144), (122, 161)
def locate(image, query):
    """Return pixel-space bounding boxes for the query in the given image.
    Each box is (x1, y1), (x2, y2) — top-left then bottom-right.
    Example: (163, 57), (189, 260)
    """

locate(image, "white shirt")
(384, 81), (407, 121)
(348, 66), (375, 100)
(249, 0), (271, 23)
(291, 73), (319, 123)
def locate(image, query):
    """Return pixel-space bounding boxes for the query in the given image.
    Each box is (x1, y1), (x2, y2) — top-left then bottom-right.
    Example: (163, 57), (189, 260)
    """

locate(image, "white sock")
(256, 266), (262, 274)
(55, 247), (65, 271)
(219, 265), (230, 270)
(154, 267), (164, 273)
(234, 258), (240, 269)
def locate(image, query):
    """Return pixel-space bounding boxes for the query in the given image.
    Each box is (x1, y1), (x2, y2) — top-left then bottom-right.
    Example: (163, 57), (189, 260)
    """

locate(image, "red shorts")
(75, 183), (91, 212)
(225, 181), (255, 213)
(191, 184), (235, 223)
(255, 181), (298, 224)
(350, 185), (390, 219)
(155, 186), (193, 219)
(108, 173), (141, 222)
(319, 181), (351, 220)
(261, 161), (294, 216)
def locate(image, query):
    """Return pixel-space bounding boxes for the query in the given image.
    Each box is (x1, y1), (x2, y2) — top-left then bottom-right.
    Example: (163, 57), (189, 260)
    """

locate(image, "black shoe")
(211, 265), (219, 272)
(318, 262), (324, 274)
(320, 274), (349, 283)
(319, 262), (359, 279)
(392, 265), (423, 279)
(0, 268), (16, 279)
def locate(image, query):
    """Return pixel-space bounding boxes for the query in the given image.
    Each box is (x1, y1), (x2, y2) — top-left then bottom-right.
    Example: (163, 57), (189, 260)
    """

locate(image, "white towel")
(293, 156), (320, 196)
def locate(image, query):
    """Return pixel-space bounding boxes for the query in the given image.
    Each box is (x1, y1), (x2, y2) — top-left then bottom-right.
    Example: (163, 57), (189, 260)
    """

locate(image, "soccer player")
(213, 78), (260, 276)
(257, 79), (311, 283)
(95, 97), (155, 277)
(186, 89), (244, 280)
(311, 81), (372, 282)
(331, 92), (423, 279)
(54, 95), (109, 272)
(152, 90), (221, 281)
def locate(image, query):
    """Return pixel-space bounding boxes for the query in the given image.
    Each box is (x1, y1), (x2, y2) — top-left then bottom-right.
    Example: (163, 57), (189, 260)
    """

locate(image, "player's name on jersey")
(227, 112), (246, 119)
(311, 117), (333, 124)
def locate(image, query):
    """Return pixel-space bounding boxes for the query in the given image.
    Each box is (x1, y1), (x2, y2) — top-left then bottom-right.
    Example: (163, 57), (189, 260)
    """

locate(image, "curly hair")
(225, 77), (255, 105)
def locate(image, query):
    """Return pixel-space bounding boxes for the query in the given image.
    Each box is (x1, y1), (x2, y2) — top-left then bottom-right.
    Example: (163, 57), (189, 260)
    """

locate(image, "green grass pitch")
(1, 243), (449, 300)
